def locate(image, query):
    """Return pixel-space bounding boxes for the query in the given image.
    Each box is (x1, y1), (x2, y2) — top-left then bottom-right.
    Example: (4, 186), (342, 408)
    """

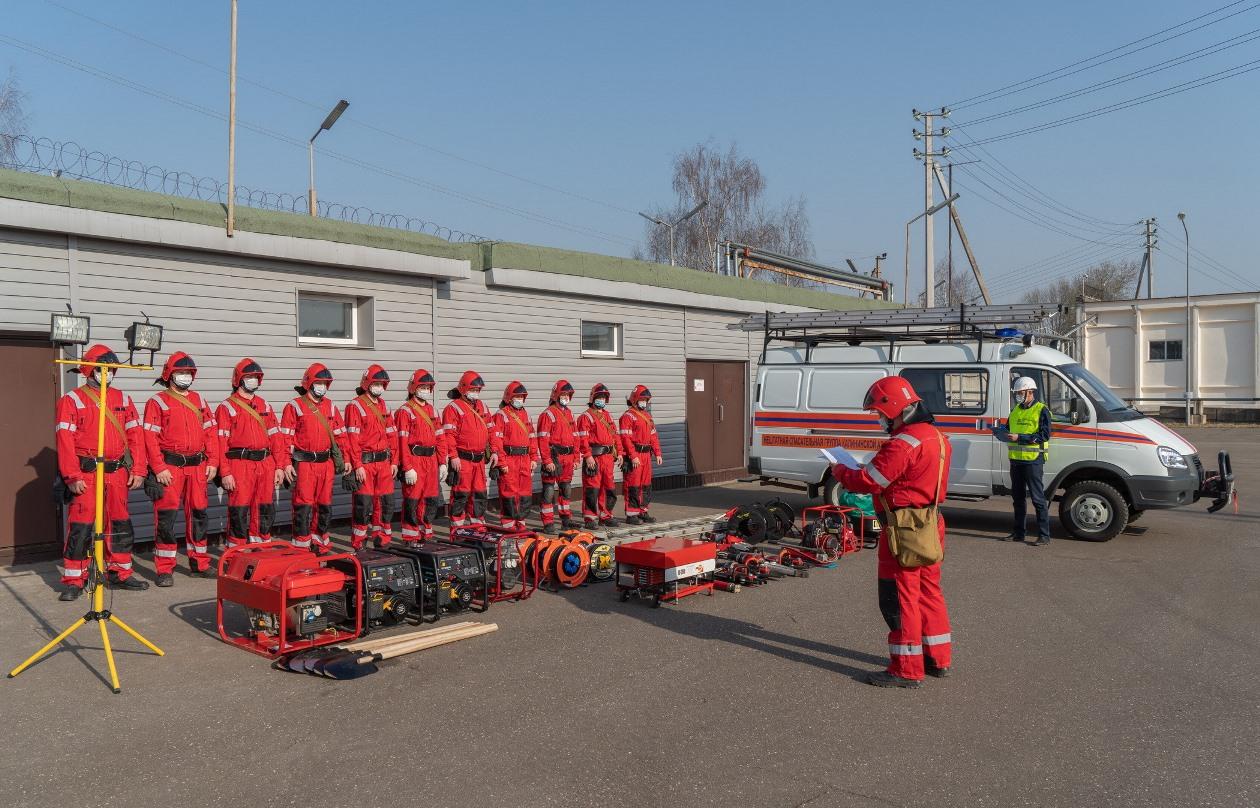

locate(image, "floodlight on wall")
(50, 311), (91, 345)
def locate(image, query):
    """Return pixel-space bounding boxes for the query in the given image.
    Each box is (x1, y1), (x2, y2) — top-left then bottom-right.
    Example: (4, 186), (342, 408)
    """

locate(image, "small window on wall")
(900, 368), (989, 415)
(1149, 339), (1183, 361)
(298, 291), (373, 348)
(581, 321), (622, 358)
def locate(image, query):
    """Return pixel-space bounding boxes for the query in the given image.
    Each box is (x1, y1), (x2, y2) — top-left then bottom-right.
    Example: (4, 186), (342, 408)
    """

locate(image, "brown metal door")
(0, 337), (60, 564)
(712, 362), (746, 471)
(685, 361), (715, 473)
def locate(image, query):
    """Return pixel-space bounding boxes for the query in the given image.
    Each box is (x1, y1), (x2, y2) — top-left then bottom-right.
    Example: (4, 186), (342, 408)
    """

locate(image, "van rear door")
(899, 366), (997, 496)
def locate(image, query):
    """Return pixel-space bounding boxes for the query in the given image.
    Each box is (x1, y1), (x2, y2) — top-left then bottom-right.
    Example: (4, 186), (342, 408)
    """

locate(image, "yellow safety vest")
(1007, 401), (1048, 462)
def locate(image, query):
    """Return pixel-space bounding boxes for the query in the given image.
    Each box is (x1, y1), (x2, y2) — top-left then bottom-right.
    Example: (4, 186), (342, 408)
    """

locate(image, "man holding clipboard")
(993, 376), (1052, 546)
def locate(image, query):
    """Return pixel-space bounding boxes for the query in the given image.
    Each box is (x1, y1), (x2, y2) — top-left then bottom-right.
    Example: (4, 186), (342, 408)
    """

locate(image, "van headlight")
(1157, 446), (1188, 469)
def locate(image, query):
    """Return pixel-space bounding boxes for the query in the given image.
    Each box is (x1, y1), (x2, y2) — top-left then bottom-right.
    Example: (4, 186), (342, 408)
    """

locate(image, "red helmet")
(76, 344), (120, 377)
(232, 358), (264, 389)
(407, 368), (436, 395)
(500, 380), (528, 408)
(862, 376), (922, 420)
(550, 379), (575, 404)
(296, 362), (334, 393)
(157, 351), (197, 385)
(358, 364), (390, 394)
(588, 383), (611, 405)
(627, 384), (653, 407)
(457, 370), (485, 396)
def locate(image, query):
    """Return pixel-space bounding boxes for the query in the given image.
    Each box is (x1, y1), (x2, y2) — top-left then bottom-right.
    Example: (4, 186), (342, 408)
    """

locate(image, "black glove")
(143, 471), (167, 502)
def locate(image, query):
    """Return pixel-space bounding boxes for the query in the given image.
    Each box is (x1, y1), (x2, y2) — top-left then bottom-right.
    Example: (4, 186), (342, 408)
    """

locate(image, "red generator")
(216, 543), (362, 658)
(615, 536), (716, 607)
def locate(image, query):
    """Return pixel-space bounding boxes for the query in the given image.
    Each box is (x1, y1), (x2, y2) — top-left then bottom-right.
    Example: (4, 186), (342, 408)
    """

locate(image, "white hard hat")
(1013, 376), (1037, 393)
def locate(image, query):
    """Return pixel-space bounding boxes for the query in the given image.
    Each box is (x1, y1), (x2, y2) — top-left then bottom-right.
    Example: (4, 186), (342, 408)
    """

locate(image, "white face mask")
(878, 415), (892, 433)
(311, 383), (328, 398)
(637, 400), (650, 410)
(171, 373), (194, 390)
(511, 397), (525, 409)
(369, 384), (385, 398)
(91, 369), (113, 387)
(465, 390), (481, 402)
(593, 399), (606, 410)
(415, 388), (432, 402)
(559, 396), (571, 407)
(242, 377), (260, 393)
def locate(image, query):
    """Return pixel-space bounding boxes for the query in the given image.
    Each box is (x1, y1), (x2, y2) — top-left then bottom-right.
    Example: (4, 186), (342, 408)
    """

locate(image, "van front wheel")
(1059, 480), (1129, 541)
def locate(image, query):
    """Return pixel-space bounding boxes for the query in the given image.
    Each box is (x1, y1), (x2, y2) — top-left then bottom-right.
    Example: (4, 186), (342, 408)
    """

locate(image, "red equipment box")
(615, 536), (716, 607)
(216, 543), (362, 658)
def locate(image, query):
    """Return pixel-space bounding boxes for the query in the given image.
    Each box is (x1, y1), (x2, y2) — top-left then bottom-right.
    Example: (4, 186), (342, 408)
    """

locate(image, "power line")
(960, 26), (1260, 127)
(986, 243), (1137, 296)
(950, 174), (1140, 246)
(988, 245), (1142, 299)
(38, 0), (642, 218)
(1159, 233), (1255, 291)
(964, 58), (1260, 147)
(945, 0), (1255, 109)
(0, 33), (640, 247)
(984, 241), (1129, 291)
(945, 125), (1134, 228)
(953, 163), (1136, 236)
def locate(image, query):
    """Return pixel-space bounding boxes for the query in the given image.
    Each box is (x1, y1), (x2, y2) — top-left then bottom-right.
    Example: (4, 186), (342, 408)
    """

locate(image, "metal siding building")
(0, 169), (882, 562)
(1080, 293), (1260, 418)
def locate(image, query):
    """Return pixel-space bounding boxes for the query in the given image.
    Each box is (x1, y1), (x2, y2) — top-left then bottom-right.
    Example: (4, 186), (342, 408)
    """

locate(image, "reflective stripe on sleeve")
(56, 421), (76, 432)
(866, 464), (892, 489)
(124, 420), (141, 430)
(894, 433), (921, 448)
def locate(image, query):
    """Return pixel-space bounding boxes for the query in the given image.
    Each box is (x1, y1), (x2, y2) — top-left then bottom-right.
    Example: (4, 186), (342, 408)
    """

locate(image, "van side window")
(1011, 367), (1076, 423)
(900, 368), (988, 415)
(760, 369), (803, 408)
(807, 369), (888, 410)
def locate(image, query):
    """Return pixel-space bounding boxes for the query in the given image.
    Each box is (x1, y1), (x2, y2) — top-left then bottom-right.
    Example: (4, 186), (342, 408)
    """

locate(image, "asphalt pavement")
(1, 425), (1256, 807)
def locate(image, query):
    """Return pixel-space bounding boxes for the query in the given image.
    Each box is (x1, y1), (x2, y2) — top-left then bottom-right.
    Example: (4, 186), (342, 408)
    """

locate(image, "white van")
(741, 308), (1234, 541)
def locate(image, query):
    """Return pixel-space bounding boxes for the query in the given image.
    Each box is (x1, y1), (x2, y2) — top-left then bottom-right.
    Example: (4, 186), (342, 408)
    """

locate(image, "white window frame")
(297, 291), (362, 347)
(581, 321), (622, 358)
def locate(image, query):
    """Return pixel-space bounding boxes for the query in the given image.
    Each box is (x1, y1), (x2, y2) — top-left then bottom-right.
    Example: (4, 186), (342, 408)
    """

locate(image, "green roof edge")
(0, 168), (893, 311)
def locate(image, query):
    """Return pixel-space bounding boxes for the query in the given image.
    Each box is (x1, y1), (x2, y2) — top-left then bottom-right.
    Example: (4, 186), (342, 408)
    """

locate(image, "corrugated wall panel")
(0, 228), (70, 328)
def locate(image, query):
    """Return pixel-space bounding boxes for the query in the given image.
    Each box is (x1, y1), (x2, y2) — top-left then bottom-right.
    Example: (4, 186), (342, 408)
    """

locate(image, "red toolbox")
(615, 536), (716, 607)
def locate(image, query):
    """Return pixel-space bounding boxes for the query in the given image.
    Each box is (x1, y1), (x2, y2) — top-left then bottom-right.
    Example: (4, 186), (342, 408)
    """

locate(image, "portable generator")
(450, 525), (536, 602)
(216, 543), (362, 658)
(388, 541), (490, 621)
(615, 535), (716, 607)
(356, 548), (424, 632)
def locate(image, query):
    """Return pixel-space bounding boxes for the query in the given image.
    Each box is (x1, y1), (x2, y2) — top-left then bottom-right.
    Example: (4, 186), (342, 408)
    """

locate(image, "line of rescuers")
(53, 346), (664, 599)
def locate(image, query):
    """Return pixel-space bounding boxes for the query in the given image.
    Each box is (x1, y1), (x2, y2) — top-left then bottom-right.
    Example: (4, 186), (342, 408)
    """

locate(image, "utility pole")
(931, 163), (991, 305)
(226, 0), (238, 237)
(947, 162), (954, 304)
(914, 108), (950, 307)
(1143, 218), (1157, 297)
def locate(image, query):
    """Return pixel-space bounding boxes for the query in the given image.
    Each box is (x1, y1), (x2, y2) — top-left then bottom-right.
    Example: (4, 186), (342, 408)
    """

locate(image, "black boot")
(624, 515), (641, 526)
(59, 586), (83, 602)
(925, 659), (952, 678)
(600, 517), (619, 528)
(1003, 533), (1024, 543)
(561, 517), (579, 531)
(583, 518), (599, 530)
(155, 573), (174, 588)
(639, 513), (657, 524)
(866, 670), (923, 689)
(109, 573), (149, 591)
(190, 565), (215, 578)
(1031, 536), (1050, 547)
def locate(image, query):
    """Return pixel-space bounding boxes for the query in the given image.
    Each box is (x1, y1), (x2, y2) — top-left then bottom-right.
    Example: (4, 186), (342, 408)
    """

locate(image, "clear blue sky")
(4, 0), (1258, 301)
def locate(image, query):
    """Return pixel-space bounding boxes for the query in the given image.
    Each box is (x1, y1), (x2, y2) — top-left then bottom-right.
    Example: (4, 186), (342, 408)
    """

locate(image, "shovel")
(281, 622), (477, 673)
(300, 622), (480, 674)
(313, 623), (498, 680)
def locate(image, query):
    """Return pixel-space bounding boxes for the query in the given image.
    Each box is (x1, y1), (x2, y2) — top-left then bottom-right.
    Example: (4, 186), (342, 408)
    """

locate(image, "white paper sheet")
(819, 445), (861, 470)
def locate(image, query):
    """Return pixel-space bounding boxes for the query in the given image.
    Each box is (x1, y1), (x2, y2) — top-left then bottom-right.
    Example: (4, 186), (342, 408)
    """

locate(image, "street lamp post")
(1178, 212), (1191, 425)
(308, 100), (350, 216)
(639, 199), (708, 266)
(903, 193), (959, 307)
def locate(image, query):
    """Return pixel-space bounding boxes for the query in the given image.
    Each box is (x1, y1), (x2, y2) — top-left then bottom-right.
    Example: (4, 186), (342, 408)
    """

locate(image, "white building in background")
(1079, 292), (1260, 419)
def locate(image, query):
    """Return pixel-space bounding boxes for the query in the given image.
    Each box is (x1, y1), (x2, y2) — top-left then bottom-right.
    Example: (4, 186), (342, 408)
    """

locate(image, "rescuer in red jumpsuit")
(576, 383), (620, 529)
(618, 384), (663, 525)
(833, 376), (953, 688)
(280, 363), (352, 554)
(216, 358), (285, 547)
(345, 365), (398, 549)
(492, 381), (539, 531)
(142, 351), (220, 585)
(395, 369), (449, 543)
(443, 370), (498, 531)
(55, 344), (149, 601)
(537, 379), (579, 533)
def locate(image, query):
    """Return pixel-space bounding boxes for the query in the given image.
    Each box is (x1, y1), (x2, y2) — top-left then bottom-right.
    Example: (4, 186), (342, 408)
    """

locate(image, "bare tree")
(634, 141), (814, 283)
(1020, 258), (1141, 329)
(0, 69), (28, 164)
(918, 258), (979, 307)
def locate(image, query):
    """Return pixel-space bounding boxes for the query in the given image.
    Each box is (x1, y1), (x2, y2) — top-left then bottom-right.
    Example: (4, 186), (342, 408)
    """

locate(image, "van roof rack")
(733, 302), (1065, 358)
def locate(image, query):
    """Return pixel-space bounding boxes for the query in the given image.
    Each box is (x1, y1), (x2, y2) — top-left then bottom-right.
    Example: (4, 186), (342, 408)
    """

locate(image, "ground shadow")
(170, 597), (223, 639)
(0, 575), (117, 688)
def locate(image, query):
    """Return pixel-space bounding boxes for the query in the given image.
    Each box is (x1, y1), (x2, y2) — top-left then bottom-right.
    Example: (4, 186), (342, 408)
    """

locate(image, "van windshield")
(1060, 363), (1143, 421)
